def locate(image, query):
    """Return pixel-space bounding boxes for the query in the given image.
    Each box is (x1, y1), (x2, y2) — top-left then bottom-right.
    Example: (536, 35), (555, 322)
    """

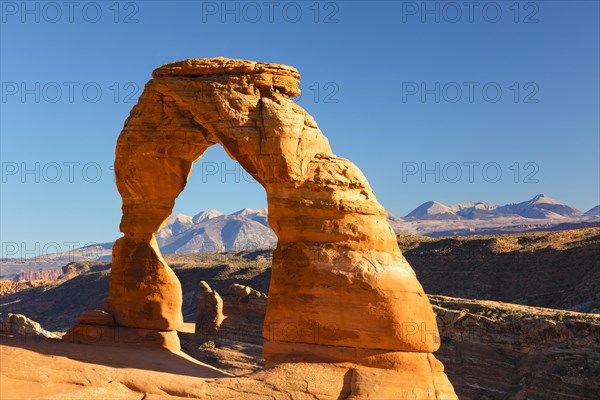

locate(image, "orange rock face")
(75, 57), (456, 398)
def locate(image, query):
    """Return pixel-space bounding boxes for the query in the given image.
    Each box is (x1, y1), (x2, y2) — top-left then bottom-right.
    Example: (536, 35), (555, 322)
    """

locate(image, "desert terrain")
(2, 228), (599, 399)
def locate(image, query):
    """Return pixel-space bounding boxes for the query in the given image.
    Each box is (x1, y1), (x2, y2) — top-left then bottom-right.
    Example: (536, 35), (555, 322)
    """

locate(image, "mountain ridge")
(404, 194), (587, 220)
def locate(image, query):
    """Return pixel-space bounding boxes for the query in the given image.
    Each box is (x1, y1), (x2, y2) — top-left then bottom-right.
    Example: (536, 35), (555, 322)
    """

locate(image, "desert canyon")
(2, 58), (599, 400)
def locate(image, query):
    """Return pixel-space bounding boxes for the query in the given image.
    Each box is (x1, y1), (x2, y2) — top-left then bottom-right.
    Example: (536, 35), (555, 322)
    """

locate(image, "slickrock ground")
(2, 231), (598, 398)
(2, 297), (599, 399)
(2, 321), (365, 399)
(0, 334), (230, 400)
(1, 330), (445, 400)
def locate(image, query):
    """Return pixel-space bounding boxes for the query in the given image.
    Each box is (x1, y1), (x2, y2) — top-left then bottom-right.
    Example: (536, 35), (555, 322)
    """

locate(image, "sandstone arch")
(67, 58), (457, 398)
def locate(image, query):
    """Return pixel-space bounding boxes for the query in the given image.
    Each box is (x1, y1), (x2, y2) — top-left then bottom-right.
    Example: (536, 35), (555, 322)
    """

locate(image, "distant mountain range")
(404, 194), (589, 221)
(1, 194), (598, 279)
(111, 194), (600, 252)
(389, 194), (598, 237)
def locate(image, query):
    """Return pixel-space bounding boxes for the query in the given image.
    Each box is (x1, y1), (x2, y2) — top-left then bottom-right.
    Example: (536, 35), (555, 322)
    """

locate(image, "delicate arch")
(110, 57), (438, 349)
(98, 58), (456, 398)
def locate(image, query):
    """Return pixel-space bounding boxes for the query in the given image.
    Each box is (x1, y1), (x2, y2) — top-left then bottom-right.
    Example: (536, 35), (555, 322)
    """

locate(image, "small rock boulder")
(0, 313), (62, 339)
(228, 283), (267, 313)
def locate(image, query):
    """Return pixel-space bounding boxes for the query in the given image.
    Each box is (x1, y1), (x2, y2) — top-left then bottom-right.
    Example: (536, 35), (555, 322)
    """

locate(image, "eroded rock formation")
(195, 283), (267, 346)
(195, 281), (225, 342)
(15, 268), (62, 282)
(0, 313), (62, 339)
(65, 57), (457, 398)
(0, 279), (48, 296)
(431, 296), (600, 399)
(399, 229), (600, 313)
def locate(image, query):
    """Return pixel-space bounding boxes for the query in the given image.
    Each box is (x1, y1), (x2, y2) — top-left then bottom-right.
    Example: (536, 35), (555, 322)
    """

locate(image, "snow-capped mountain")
(404, 201), (459, 220)
(156, 210), (225, 241)
(404, 194), (584, 220)
(494, 194), (582, 219)
(449, 202), (498, 219)
(389, 194), (597, 237)
(192, 209), (225, 224)
(156, 208), (275, 254)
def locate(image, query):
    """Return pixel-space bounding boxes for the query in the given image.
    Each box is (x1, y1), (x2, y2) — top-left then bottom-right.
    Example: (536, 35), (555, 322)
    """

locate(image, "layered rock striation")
(15, 268), (62, 282)
(431, 296), (600, 399)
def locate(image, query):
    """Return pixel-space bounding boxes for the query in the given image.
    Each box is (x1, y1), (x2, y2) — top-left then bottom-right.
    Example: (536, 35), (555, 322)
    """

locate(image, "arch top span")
(152, 57), (302, 98)
(65, 57), (457, 398)
(116, 57), (338, 236)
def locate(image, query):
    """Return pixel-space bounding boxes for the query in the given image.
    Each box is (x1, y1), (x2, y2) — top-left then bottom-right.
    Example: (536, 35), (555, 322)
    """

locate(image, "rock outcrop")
(431, 296), (600, 399)
(66, 57), (456, 398)
(61, 262), (91, 279)
(0, 279), (48, 296)
(228, 283), (268, 314)
(193, 291), (600, 399)
(0, 313), (62, 339)
(15, 268), (62, 282)
(399, 228), (600, 313)
(195, 281), (225, 342)
(195, 283), (267, 346)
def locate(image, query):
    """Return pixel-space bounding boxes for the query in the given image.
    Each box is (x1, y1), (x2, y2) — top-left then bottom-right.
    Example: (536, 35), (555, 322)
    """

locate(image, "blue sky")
(1, 0), (599, 255)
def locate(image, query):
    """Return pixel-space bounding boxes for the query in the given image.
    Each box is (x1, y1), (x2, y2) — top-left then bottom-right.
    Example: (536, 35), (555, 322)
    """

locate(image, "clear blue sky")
(1, 1), (599, 256)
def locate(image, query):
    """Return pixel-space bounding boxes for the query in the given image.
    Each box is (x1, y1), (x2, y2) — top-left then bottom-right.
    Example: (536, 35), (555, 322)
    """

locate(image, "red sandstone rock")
(108, 235), (183, 330)
(69, 57), (456, 398)
(228, 283), (267, 313)
(76, 310), (115, 326)
(15, 268), (62, 281)
(63, 324), (180, 351)
(195, 281), (225, 342)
